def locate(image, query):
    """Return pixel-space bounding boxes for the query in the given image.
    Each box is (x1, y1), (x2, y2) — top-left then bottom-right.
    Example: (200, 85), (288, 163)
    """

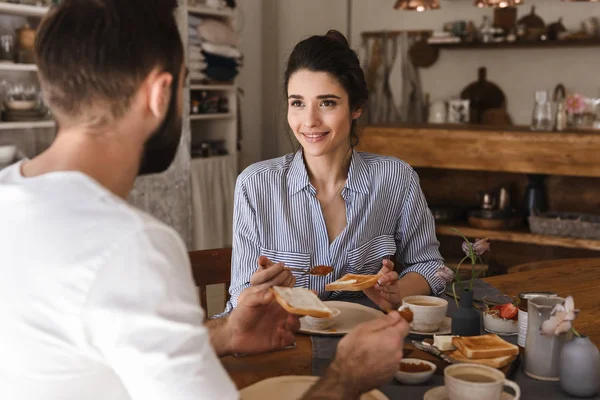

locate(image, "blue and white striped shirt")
(224, 150), (445, 312)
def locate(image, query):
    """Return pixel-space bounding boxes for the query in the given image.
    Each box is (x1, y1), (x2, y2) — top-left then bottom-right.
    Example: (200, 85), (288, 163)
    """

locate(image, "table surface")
(221, 259), (600, 398)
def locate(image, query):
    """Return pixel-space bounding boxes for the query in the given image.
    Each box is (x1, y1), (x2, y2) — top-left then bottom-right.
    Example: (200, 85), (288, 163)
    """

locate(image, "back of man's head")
(34, 0), (184, 126)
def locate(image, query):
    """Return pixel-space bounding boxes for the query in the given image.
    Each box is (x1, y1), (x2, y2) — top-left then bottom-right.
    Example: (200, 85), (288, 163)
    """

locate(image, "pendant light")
(474, 0), (524, 7)
(393, 0), (440, 12)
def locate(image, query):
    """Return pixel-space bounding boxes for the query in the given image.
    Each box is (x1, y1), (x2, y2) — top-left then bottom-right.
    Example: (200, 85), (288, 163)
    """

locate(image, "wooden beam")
(358, 125), (600, 178)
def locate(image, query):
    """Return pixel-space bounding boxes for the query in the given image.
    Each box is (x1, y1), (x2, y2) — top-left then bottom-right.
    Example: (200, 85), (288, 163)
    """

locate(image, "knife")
(411, 340), (458, 364)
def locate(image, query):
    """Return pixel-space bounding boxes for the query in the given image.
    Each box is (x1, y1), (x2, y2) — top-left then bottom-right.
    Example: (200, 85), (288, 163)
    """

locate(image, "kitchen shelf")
(188, 4), (232, 18)
(0, 120), (55, 130)
(0, 63), (37, 71)
(436, 223), (600, 252)
(0, 2), (48, 17)
(359, 125), (600, 178)
(190, 113), (234, 120)
(430, 38), (600, 50)
(190, 84), (236, 91)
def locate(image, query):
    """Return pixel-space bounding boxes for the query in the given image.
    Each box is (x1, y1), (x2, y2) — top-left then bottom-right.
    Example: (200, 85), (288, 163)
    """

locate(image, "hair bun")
(325, 29), (350, 48)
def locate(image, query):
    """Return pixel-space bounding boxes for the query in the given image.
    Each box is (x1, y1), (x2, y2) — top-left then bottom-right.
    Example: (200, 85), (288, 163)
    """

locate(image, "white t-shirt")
(0, 161), (238, 400)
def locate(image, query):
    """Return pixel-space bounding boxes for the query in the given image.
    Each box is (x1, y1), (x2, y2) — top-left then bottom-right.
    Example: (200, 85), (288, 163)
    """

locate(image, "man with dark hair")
(0, 1), (409, 399)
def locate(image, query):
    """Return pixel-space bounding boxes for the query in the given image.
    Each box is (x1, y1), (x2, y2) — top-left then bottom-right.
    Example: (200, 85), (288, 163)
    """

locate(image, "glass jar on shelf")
(531, 90), (552, 131)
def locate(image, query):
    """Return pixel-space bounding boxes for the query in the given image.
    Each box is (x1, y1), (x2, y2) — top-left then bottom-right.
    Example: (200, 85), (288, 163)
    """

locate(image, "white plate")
(299, 301), (384, 336)
(408, 317), (451, 337)
(240, 375), (388, 400)
(424, 385), (515, 400)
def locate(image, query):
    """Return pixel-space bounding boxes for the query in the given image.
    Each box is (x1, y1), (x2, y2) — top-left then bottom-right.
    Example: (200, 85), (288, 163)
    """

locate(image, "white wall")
(238, 0), (348, 159)
(236, 0), (263, 169)
(350, 0), (600, 125)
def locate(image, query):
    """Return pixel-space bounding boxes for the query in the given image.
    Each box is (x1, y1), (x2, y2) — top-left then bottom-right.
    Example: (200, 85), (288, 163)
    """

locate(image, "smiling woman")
(223, 30), (446, 315)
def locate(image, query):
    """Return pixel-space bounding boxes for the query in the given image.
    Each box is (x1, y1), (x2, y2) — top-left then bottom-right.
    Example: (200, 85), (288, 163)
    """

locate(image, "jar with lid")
(517, 291), (558, 352)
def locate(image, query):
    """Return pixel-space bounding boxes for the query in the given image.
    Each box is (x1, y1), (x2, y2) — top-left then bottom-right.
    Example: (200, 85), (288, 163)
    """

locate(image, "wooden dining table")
(220, 258), (600, 392)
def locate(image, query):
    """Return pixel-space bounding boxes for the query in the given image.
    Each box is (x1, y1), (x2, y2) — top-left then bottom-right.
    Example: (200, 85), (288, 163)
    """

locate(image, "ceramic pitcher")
(524, 295), (571, 381)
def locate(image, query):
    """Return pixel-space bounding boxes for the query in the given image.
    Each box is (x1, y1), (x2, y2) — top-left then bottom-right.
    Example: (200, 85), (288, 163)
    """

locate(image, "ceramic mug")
(445, 363), (521, 400)
(401, 295), (447, 333)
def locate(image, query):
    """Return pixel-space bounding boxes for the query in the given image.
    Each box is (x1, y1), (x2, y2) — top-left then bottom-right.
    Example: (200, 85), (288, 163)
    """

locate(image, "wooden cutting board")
(403, 339), (520, 378)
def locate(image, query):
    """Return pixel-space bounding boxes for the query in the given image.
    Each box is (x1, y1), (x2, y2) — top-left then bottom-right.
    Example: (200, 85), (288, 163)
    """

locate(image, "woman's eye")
(320, 100), (336, 107)
(290, 100), (303, 107)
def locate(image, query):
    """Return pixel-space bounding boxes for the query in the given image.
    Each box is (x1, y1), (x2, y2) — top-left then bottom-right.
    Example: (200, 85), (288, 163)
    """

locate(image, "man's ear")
(148, 72), (173, 119)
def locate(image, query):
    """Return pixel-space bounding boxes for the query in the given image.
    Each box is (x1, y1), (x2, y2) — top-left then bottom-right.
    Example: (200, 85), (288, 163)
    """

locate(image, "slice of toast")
(325, 274), (379, 291)
(448, 349), (517, 369)
(271, 286), (332, 318)
(452, 334), (519, 360)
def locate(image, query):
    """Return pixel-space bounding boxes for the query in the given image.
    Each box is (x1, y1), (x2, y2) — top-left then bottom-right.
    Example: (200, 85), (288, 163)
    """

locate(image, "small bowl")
(395, 358), (437, 385)
(303, 307), (341, 330)
(483, 312), (518, 335)
(482, 295), (518, 335)
(0, 145), (16, 164)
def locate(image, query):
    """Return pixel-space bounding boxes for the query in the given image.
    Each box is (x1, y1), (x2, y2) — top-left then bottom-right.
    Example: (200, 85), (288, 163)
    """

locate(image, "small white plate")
(424, 385), (515, 400)
(299, 301), (384, 336)
(408, 317), (451, 337)
(240, 376), (388, 400)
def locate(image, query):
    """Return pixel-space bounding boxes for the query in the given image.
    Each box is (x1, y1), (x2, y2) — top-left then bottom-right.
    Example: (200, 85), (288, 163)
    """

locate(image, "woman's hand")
(248, 255), (296, 291)
(363, 259), (402, 312)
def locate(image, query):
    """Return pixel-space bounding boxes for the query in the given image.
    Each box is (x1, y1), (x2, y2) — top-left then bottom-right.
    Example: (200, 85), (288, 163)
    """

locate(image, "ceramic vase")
(451, 289), (481, 336)
(559, 336), (600, 397)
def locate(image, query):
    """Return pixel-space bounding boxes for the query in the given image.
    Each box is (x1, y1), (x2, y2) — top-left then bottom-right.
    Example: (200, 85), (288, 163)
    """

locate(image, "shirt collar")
(287, 150), (311, 195)
(287, 149), (371, 196)
(346, 150), (371, 195)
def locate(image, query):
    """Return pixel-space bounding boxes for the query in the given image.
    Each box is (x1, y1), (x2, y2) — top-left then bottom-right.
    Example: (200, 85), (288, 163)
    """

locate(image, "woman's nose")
(302, 106), (321, 128)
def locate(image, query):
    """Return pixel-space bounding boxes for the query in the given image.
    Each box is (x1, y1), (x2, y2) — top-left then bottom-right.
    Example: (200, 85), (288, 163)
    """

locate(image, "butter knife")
(411, 340), (458, 364)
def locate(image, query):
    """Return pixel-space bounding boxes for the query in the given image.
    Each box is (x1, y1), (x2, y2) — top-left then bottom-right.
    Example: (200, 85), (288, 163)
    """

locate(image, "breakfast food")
(433, 335), (456, 351)
(325, 273), (379, 291)
(398, 306), (414, 323)
(271, 286), (333, 318)
(399, 361), (433, 373)
(448, 349), (516, 369)
(452, 334), (519, 360)
(486, 302), (518, 320)
(310, 265), (334, 276)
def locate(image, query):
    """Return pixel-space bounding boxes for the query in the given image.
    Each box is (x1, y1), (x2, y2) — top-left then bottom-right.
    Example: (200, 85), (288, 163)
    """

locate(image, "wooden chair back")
(188, 248), (232, 313)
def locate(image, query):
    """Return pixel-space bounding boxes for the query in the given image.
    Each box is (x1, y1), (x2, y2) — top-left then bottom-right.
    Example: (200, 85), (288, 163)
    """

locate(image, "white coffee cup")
(445, 363), (521, 400)
(401, 295), (447, 333)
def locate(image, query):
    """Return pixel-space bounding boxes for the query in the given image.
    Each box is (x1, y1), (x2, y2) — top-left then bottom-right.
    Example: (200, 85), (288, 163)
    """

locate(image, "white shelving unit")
(190, 84), (235, 92)
(186, 2), (238, 163)
(0, 120), (54, 130)
(187, 4), (232, 18)
(0, 63), (37, 71)
(187, 2), (240, 256)
(0, 2), (48, 17)
(190, 113), (234, 121)
(0, 4), (55, 133)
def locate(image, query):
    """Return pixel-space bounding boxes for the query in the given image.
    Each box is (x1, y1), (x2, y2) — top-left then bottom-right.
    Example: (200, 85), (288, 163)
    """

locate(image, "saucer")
(408, 317), (451, 337)
(424, 386), (515, 400)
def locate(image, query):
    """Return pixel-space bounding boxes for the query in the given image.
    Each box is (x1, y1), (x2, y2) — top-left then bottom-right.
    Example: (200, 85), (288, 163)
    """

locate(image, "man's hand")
(249, 256), (295, 289)
(226, 285), (300, 356)
(363, 259), (401, 312)
(301, 312), (410, 399)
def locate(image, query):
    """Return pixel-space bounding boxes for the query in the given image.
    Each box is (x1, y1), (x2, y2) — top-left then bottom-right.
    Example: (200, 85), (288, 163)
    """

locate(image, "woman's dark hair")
(284, 30), (367, 148)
